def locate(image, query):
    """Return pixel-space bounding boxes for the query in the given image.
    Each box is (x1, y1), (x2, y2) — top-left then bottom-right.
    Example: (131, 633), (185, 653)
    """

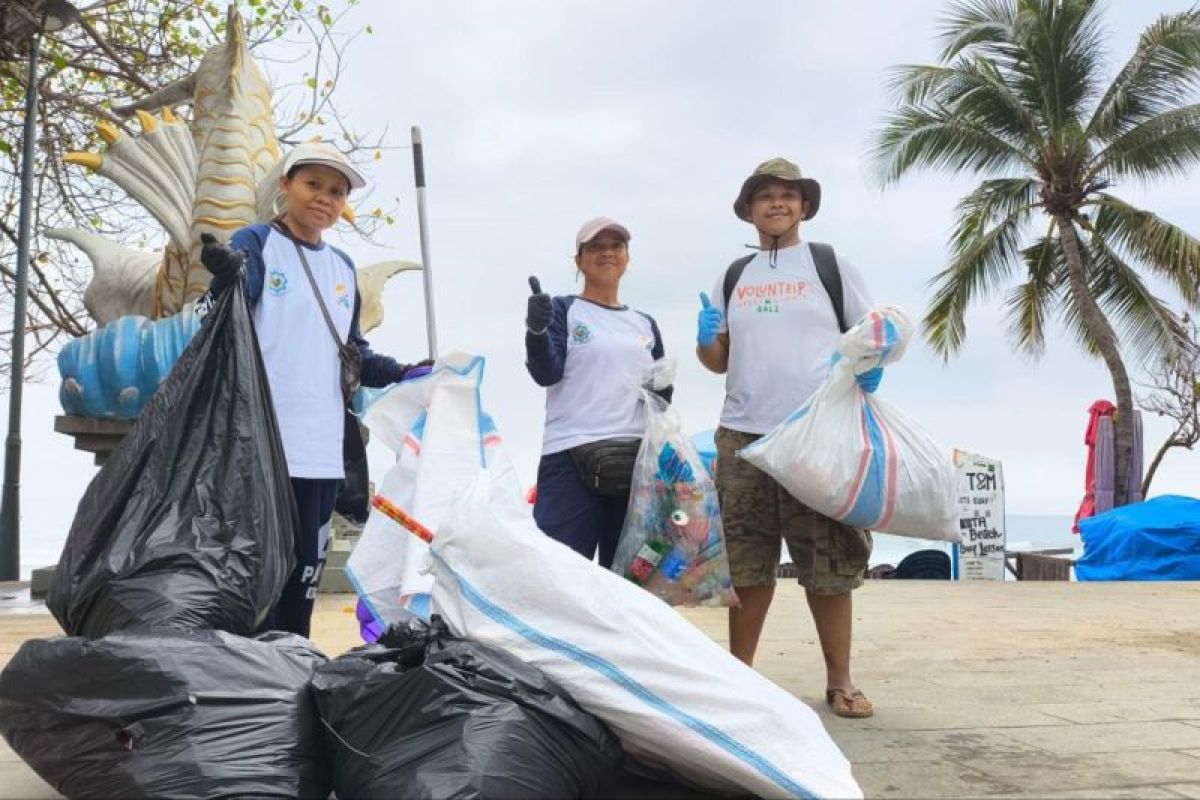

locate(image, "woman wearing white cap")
(524, 217), (673, 567)
(199, 143), (429, 637)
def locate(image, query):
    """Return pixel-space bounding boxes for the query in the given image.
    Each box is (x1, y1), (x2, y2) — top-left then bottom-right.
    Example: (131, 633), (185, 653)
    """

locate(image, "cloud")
(11, 0), (1198, 577)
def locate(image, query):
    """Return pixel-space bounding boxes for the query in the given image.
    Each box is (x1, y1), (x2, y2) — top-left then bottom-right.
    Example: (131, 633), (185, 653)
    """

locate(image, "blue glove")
(697, 292), (724, 347)
(857, 367), (883, 393)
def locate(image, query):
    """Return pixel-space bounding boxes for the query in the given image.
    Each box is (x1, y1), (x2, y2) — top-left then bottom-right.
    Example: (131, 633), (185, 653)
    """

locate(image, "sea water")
(868, 513), (1079, 571)
(21, 511), (1080, 581)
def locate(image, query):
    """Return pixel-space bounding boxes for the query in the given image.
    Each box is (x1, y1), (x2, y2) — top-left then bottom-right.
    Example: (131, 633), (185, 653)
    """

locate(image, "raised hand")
(697, 291), (724, 347)
(526, 275), (553, 335)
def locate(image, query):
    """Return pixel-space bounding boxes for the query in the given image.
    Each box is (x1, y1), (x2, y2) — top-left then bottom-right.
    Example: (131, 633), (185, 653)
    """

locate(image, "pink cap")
(575, 216), (631, 250)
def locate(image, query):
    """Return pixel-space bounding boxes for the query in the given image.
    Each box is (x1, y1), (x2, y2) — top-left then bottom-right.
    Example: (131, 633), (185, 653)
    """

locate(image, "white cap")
(281, 142), (367, 190)
(575, 216), (631, 249)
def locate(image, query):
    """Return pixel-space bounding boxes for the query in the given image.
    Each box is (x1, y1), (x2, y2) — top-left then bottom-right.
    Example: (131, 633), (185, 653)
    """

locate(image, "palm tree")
(871, 0), (1200, 507)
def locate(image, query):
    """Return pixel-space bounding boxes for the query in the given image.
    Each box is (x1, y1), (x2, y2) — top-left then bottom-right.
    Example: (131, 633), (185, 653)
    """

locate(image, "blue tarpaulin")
(691, 428), (717, 477)
(1076, 495), (1200, 581)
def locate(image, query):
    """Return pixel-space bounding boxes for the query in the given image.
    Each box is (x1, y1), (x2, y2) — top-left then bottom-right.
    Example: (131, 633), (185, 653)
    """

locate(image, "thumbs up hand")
(697, 292), (724, 347)
(526, 275), (553, 335)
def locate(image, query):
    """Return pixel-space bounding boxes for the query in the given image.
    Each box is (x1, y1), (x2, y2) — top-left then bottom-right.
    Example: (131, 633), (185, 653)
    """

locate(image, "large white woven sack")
(740, 307), (958, 541)
(346, 353), (523, 625)
(427, 478), (863, 800)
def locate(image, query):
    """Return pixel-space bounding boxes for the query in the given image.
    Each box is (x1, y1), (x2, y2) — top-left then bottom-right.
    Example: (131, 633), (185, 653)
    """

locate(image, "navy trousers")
(534, 450), (628, 568)
(260, 477), (339, 638)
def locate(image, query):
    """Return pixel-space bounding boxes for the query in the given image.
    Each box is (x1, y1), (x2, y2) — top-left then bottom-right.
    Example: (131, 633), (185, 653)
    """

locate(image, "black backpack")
(721, 242), (848, 334)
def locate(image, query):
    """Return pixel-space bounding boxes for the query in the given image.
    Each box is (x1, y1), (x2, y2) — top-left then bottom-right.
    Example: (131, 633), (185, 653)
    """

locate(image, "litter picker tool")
(412, 126), (438, 359)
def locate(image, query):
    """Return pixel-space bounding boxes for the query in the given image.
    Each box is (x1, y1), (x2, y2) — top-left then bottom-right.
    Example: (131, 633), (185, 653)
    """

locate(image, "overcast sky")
(7, 1), (1199, 576)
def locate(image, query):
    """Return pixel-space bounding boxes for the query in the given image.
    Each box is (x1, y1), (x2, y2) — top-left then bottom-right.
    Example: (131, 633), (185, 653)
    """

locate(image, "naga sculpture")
(50, 4), (417, 330)
(50, 5), (417, 420)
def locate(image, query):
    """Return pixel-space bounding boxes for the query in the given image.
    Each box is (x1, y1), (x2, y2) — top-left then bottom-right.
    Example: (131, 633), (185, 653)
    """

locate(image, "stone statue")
(48, 5), (418, 332)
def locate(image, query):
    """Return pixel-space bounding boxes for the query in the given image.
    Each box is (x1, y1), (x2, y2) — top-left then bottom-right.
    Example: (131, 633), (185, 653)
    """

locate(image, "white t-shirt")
(711, 242), (873, 434)
(244, 227), (354, 478)
(526, 296), (666, 455)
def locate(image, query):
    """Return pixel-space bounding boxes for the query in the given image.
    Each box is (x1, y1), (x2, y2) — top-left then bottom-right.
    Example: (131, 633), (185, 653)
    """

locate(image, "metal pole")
(0, 28), (43, 581)
(411, 126), (438, 359)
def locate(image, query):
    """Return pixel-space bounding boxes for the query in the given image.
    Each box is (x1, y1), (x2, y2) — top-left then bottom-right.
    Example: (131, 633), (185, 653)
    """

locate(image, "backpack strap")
(721, 244), (849, 335)
(721, 253), (756, 311)
(809, 242), (848, 333)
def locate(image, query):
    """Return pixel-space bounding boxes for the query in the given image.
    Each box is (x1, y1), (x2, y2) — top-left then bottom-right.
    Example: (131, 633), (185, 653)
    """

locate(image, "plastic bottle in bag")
(625, 539), (668, 583)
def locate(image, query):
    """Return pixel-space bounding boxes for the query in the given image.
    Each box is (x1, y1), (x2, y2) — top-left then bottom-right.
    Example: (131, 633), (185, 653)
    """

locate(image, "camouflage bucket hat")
(733, 157), (821, 222)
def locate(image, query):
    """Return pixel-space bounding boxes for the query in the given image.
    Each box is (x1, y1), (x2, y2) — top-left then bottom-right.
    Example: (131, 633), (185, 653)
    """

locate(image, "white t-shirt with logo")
(711, 242), (873, 434)
(526, 296), (666, 455)
(241, 225), (355, 479)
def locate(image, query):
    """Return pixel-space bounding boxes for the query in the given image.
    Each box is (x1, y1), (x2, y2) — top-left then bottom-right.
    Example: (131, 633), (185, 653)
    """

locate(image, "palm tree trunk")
(1141, 437), (1175, 497)
(1057, 216), (1136, 507)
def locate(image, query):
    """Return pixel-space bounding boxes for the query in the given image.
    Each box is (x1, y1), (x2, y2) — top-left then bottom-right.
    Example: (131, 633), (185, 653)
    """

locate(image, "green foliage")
(0, 1), (391, 374)
(871, 0), (1200, 366)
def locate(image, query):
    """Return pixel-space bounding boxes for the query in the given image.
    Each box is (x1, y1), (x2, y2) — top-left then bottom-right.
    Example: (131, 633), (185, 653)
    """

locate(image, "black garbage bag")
(596, 757), (738, 799)
(0, 629), (329, 799)
(310, 614), (624, 799)
(49, 280), (297, 638)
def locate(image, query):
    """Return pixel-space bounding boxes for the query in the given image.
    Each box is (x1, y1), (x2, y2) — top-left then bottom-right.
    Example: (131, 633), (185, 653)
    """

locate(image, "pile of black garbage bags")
(0, 280), (704, 799)
(2, 611), (639, 799)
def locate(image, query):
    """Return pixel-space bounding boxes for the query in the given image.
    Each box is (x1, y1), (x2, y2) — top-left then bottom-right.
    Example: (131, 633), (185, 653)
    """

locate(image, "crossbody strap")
(276, 222), (346, 349)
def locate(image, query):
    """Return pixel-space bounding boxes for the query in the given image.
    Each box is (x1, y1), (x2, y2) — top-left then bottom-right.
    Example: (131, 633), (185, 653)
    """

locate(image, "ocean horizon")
(19, 510), (1080, 581)
(870, 513), (1079, 570)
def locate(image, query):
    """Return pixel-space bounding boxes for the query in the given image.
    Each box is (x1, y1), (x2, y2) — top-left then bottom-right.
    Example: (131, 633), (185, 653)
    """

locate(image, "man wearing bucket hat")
(696, 158), (879, 718)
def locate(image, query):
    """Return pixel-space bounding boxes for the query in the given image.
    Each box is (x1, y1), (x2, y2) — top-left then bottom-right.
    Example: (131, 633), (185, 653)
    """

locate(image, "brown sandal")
(826, 688), (874, 718)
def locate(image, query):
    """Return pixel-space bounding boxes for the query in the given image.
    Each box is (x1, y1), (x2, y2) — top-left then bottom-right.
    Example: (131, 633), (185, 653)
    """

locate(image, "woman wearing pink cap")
(524, 217), (673, 566)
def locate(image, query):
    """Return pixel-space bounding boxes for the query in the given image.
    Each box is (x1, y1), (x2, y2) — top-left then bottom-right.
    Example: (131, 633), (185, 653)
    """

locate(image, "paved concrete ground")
(1, 580), (1198, 798)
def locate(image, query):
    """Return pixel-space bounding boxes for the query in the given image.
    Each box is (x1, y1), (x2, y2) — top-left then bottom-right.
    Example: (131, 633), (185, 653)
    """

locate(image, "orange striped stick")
(371, 495), (434, 543)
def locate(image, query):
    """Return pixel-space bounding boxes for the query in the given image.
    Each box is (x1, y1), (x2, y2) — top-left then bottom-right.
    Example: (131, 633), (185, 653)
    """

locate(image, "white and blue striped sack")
(347, 353), (524, 627)
(426, 478), (863, 800)
(740, 306), (957, 541)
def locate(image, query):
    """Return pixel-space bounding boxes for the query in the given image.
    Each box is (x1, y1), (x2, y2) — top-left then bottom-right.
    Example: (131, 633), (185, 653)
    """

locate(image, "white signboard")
(953, 450), (1006, 581)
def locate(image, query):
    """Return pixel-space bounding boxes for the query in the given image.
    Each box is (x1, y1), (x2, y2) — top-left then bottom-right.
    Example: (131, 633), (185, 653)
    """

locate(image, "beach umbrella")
(1073, 400), (1115, 533)
(1092, 414), (1116, 516)
(1093, 410), (1145, 513)
(1074, 401), (1144, 532)
(1122, 410), (1145, 505)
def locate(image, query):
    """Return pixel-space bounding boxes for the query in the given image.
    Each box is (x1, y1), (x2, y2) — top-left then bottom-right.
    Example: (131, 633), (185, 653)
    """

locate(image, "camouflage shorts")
(715, 427), (872, 594)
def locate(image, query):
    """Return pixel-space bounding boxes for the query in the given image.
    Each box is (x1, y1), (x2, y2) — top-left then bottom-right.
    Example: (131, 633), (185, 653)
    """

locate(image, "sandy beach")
(1, 580), (1198, 799)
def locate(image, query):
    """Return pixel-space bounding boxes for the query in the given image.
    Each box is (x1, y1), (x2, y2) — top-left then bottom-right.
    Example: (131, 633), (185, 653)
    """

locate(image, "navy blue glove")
(857, 367), (883, 393)
(526, 276), (553, 334)
(199, 233), (245, 282)
(697, 292), (724, 347)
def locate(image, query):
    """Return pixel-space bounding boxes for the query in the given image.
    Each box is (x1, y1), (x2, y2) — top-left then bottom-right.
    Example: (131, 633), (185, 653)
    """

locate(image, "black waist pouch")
(569, 438), (641, 497)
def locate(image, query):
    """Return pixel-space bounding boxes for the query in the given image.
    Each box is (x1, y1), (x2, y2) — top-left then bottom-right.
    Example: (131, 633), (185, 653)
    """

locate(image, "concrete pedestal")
(53, 415), (133, 467)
